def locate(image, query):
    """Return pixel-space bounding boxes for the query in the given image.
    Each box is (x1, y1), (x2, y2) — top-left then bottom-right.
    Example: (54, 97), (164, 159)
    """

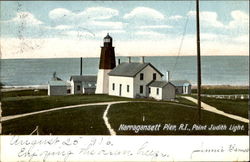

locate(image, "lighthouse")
(95, 33), (116, 94)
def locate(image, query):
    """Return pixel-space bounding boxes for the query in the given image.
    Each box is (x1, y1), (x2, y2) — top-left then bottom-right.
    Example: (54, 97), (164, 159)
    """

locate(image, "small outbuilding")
(70, 75), (97, 94)
(48, 80), (68, 96)
(148, 81), (176, 100)
(171, 80), (192, 94)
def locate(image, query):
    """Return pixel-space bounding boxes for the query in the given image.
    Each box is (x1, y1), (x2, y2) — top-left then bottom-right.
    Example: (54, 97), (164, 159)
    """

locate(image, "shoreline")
(0, 84), (248, 92)
(0, 85), (47, 92)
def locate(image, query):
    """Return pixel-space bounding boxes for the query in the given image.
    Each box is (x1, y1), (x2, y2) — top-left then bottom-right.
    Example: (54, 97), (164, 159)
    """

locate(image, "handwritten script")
(9, 136), (170, 161)
(3, 136), (249, 161)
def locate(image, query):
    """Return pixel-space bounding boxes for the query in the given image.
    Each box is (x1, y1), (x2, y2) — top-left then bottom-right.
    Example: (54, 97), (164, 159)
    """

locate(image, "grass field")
(1, 89), (248, 135)
(2, 102), (248, 135)
(108, 102), (248, 135)
(200, 97), (249, 119)
(1, 89), (48, 98)
(2, 105), (109, 135)
(192, 87), (249, 94)
(1, 90), (194, 116)
(1, 94), (132, 116)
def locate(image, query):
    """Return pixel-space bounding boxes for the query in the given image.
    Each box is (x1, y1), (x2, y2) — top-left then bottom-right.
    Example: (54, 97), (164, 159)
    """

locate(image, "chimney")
(80, 57), (82, 76)
(128, 57), (131, 63)
(140, 56), (144, 63)
(118, 59), (121, 65)
(166, 71), (170, 82)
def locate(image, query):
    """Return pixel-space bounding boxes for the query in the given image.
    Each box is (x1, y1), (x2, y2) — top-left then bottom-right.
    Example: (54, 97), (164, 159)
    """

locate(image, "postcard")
(0, 0), (249, 161)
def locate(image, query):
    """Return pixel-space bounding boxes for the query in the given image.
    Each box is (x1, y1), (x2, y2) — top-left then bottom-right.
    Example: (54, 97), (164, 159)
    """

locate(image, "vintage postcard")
(0, 0), (249, 161)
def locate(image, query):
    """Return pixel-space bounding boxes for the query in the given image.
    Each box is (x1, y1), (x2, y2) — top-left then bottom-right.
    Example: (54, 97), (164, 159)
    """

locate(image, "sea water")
(0, 56), (248, 86)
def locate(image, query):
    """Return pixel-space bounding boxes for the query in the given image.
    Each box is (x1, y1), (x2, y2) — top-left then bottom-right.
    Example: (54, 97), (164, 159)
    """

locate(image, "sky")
(0, 1), (249, 59)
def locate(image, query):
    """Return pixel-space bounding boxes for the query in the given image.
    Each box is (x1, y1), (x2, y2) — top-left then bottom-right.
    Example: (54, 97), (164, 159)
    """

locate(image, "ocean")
(0, 56), (249, 86)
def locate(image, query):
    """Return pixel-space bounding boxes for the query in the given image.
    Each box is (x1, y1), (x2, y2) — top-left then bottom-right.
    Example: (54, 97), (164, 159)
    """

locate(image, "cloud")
(188, 11), (224, 28)
(188, 10), (249, 30)
(47, 7), (122, 31)
(49, 7), (119, 21)
(81, 7), (119, 20)
(124, 7), (164, 20)
(137, 25), (172, 29)
(169, 15), (183, 20)
(227, 10), (249, 29)
(200, 33), (218, 40)
(135, 31), (166, 38)
(0, 38), (100, 59)
(63, 31), (95, 38)
(4, 12), (43, 25)
(46, 25), (73, 30)
(95, 30), (126, 38)
(49, 8), (73, 19)
(234, 34), (248, 43)
(88, 20), (124, 29)
(1, 35), (248, 59)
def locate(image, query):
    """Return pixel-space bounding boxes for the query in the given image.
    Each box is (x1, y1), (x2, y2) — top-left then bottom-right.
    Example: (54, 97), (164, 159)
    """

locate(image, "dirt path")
(182, 96), (249, 123)
(1, 101), (128, 122)
(102, 101), (130, 136)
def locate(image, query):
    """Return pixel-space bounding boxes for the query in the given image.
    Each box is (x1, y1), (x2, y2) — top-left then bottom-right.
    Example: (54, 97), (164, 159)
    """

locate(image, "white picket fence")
(201, 94), (249, 100)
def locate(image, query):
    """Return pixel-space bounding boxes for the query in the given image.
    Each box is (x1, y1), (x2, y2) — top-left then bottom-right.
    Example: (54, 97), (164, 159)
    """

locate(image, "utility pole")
(196, 0), (202, 123)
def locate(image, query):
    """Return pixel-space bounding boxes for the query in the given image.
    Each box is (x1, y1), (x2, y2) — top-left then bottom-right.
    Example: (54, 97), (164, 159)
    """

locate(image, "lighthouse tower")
(95, 33), (116, 94)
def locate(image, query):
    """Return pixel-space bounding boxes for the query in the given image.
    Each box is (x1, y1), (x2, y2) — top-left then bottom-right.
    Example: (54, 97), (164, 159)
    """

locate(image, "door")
(119, 84), (122, 96)
(183, 86), (187, 94)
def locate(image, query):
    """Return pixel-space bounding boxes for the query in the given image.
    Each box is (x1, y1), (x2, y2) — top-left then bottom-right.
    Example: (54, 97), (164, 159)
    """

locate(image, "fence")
(201, 94), (249, 100)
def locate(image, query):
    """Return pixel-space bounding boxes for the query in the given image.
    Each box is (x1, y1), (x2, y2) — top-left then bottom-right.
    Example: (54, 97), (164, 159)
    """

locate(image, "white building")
(48, 81), (68, 96)
(70, 75), (97, 94)
(108, 61), (170, 99)
(148, 81), (176, 100)
(171, 80), (192, 94)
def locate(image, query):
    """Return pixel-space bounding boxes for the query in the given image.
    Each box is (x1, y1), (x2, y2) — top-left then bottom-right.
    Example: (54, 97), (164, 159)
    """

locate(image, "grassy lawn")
(200, 96), (249, 119)
(2, 105), (109, 135)
(1, 90), (195, 117)
(192, 88), (249, 95)
(175, 95), (197, 106)
(108, 102), (248, 135)
(1, 94), (132, 116)
(1, 89), (48, 98)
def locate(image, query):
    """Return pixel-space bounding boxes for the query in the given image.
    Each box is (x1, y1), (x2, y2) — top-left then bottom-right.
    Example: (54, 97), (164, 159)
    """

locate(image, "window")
(153, 73), (156, 80)
(140, 73), (144, 80)
(157, 88), (159, 95)
(112, 83), (115, 90)
(140, 85), (143, 94)
(127, 85), (129, 92)
(104, 38), (110, 42)
(77, 85), (81, 91)
(148, 87), (151, 94)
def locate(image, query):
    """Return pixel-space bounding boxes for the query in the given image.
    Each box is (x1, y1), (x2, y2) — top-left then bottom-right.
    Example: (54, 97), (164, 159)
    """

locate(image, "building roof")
(104, 33), (112, 39)
(148, 81), (175, 88)
(171, 80), (191, 86)
(70, 75), (97, 82)
(108, 62), (163, 77)
(48, 80), (68, 86)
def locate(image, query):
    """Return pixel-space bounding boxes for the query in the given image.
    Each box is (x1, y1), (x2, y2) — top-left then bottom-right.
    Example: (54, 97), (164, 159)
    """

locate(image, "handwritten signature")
(9, 136), (170, 162)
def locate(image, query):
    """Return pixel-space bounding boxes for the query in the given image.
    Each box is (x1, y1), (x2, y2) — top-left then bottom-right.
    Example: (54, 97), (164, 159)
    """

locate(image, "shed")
(171, 80), (192, 94)
(70, 75), (97, 94)
(48, 80), (68, 96)
(148, 81), (176, 100)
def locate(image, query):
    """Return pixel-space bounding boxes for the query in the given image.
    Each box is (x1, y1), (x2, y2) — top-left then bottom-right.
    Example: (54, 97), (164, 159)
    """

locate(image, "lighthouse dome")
(103, 33), (113, 47)
(104, 33), (112, 39)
